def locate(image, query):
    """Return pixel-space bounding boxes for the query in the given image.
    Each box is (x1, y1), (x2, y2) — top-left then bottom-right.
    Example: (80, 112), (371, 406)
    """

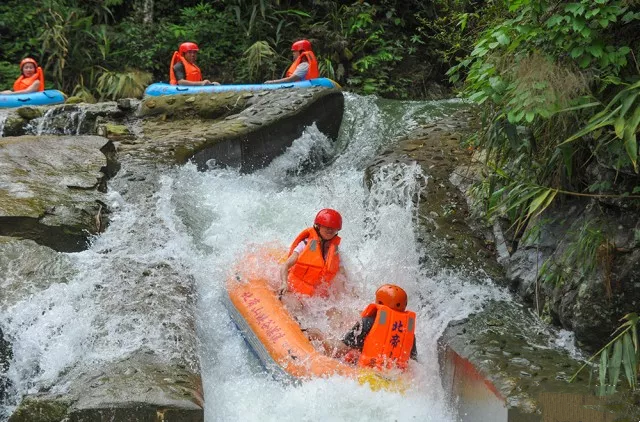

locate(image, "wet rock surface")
(507, 200), (640, 351)
(8, 353), (203, 422)
(365, 108), (503, 279)
(136, 88), (344, 170)
(3, 162), (203, 421)
(0, 135), (115, 252)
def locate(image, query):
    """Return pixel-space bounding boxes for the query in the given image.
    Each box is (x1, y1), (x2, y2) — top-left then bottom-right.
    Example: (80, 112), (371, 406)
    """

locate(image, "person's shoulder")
(173, 61), (185, 70)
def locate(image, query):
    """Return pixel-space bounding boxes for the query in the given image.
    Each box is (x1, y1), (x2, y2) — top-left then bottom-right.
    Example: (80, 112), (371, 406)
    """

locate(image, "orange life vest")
(285, 51), (319, 80)
(169, 51), (202, 85)
(358, 304), (416, 371)
(287, 227), (340, 296)
(13, 67), (45, 92)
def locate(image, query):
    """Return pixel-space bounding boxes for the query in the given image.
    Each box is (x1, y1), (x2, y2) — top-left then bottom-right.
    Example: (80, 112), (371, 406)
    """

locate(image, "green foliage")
(452, 0), (640, 256)
(95, 68), (152, 100)
(240, 41), (277, 82)
(538, 220), (611, 289)
(0, 0), (486, 98)
(564, 80), (640, 172)
(571, 313), (639, 395)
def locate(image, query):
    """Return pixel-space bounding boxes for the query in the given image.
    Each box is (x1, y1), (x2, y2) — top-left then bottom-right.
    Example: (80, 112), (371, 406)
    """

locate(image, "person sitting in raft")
(264, 39), (319, 84)
(169, 42), (219, 86)
(279, 208), (346, 312)
(1, 58), (45, 94)
(308, 284), (417, 371)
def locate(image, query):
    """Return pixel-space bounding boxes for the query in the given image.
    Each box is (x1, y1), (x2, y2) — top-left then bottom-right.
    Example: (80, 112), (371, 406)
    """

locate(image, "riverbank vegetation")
(0, 0), (494, 100)
(449, 0), (639, 394)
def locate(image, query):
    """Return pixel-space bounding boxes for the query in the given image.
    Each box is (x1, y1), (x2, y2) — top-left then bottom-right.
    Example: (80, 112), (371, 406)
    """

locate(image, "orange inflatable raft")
(224, 248), (408, 391)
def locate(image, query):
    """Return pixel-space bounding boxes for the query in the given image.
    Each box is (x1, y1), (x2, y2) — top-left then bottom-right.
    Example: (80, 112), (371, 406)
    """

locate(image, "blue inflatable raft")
(144, 78), (339, 97)
(0, 90), (65, 108)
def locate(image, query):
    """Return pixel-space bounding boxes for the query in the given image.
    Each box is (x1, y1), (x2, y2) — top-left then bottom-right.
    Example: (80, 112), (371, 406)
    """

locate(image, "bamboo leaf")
(623, 106), (640, 171)
(614, 115), (626, 139)
(608, 340), (623, 394)
(622, 333), (638, 389)
(527, 188), (552, 218)
(626, 312), (639, 351)
(619, 92), (639, 118)
(540, 189), (559, 212)
(599, 348), (608, 396)
(563, 105), (622, 145)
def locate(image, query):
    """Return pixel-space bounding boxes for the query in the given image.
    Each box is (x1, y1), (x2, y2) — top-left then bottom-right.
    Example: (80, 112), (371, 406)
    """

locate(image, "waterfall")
(0, 111), (7, 137)
(0, 94), (506, 421)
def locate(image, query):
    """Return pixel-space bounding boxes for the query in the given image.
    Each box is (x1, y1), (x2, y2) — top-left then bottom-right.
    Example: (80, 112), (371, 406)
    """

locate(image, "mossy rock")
(65, 96), (85, 105)
(97, 123), (131, 138)
(8, 397), (71, 422)
(140, 92), (251, 120)
(2, 115), (27, 136)
(16, 107), (43, 120)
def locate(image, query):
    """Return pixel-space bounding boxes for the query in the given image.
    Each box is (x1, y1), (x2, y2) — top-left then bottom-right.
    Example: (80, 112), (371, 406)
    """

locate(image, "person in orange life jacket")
(279, 208), (346, 312)
(1, 58), (45, 94)
(307, 284), (417, 371)
(264, 39), (319, 84)
(169, 42), (219, 86)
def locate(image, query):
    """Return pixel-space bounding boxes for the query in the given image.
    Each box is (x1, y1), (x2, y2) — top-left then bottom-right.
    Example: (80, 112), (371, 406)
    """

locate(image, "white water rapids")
(1, 94), (509, 421)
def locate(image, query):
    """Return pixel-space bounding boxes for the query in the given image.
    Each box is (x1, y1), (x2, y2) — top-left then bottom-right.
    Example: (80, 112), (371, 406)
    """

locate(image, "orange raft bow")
(13, 58), (45, 92)
(224, 246), (409, 392)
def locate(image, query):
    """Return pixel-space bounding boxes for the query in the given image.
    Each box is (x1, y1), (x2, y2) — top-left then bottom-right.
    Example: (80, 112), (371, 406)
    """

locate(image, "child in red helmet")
(169, 42), (219, 86)
(279, 208), (346, 311)
(308, 284), (417, 371)
(1, 58), (45, 94)
(265, 39), (319, 84)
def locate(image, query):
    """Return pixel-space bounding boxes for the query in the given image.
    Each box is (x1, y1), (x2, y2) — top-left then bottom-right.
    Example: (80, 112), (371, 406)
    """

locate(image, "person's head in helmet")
(179, 42), (199, 64)
(290, 39), (312, 61)
(375, 284), (408, 312)
(313, 208), (342, 240)
(291, 39), (312, 53)
(19, 58), (38, 78)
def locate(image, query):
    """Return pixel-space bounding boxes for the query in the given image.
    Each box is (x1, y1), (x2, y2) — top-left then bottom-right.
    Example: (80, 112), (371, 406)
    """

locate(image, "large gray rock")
(9, 353), (203, 422)
(0, 135), (117, 252)
(137, 88), (344, 171)
(503, 199), (640, 349)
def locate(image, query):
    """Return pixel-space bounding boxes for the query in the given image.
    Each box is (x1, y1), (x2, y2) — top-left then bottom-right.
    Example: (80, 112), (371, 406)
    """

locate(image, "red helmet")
(291, 39), (312, 52)
(314, 208), (342, 230)
(20, 57), (38, 70)
(179, 42), (199, 54)
(375, 284), (408, 312)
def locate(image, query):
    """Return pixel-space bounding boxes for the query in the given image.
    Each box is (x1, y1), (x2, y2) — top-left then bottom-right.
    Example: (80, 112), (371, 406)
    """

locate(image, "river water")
(1, 94), (510, 421)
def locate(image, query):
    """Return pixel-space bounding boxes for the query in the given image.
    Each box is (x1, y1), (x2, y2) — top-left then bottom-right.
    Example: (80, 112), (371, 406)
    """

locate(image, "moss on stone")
(2, 115), (27, 136)
(140, 92), (250, 120)
(16, 107), (43, 120)
(65, 96), (84, 105)
(8, 398), (71, 422)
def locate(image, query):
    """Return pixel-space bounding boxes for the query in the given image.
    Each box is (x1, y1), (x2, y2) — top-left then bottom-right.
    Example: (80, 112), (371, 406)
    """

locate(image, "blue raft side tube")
(144, 78), (340, 97)
(0, 90), (65, 109)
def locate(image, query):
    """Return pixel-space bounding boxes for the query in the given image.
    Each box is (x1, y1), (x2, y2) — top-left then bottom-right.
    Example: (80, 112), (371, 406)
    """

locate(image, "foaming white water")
(1, 165), (200, 405)
(0, 110), (8, 137)
(155, 96), (504, 421)
(1, 94), (499, 421)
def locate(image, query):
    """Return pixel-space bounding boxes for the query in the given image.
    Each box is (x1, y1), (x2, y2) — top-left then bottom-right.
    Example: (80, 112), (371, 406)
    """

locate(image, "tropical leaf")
(622, 332), (638, 389)
(599, 348), (608, 396)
